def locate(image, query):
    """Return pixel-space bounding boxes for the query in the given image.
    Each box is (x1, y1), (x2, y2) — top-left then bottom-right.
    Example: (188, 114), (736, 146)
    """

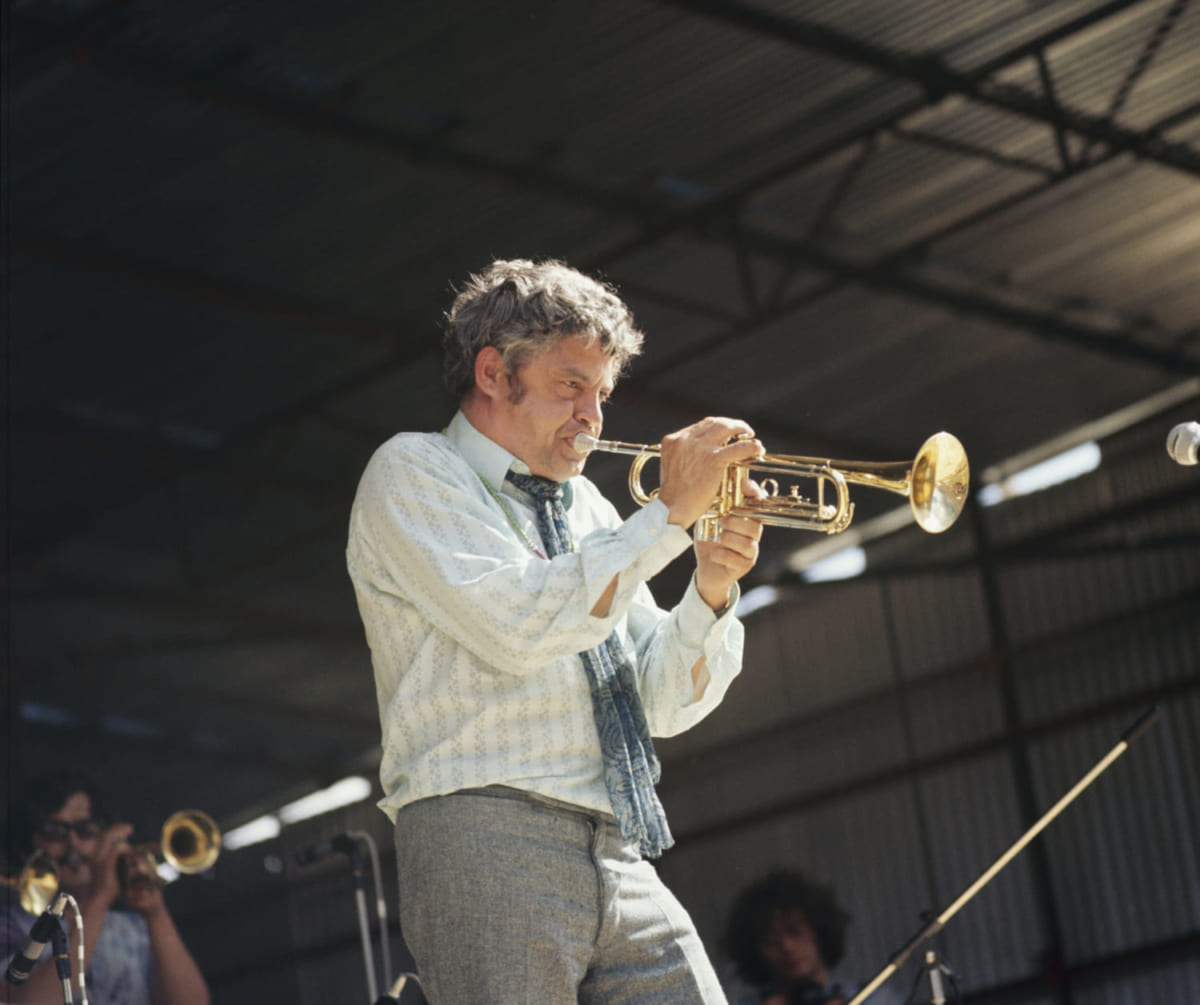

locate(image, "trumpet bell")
(162, 809), (221, 874)
(119, 809), (220, 893)
(908, 432), (970, 533)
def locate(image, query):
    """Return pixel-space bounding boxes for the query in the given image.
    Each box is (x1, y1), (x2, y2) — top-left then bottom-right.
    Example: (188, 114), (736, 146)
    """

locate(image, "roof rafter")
(660, 0), (1200, 176)
(11, 6), (1197, 378)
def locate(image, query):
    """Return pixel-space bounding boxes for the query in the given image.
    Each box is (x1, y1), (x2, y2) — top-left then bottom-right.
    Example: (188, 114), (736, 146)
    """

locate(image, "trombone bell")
(1, 850), (59, 915)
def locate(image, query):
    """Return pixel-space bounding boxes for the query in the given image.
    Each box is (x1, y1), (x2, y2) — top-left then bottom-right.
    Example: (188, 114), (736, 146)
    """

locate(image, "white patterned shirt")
(346, 409), (745, 821)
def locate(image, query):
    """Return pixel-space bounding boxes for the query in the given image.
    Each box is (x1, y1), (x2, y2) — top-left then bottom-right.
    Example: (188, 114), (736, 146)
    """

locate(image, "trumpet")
(573, 430), (969, 538)
(117, 809), (222, 895)
(1, 810), (221, 915)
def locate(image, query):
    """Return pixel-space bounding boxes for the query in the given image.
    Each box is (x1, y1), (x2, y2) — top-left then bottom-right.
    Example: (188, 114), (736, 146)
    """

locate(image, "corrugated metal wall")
(657, 413), (1200, 1002)
(170, 414), (1199, 1004)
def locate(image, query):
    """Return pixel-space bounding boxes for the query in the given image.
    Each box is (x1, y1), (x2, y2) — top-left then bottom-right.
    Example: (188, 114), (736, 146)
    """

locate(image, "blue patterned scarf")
(506, 470), (673, 858)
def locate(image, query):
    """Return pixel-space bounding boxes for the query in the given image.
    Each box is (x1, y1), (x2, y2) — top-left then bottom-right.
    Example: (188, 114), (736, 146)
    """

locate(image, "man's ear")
(474, 346), (505, 399)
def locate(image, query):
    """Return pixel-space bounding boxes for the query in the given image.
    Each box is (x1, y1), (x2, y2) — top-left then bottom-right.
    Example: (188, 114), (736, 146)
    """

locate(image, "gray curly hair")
(442, 258), (644, 401)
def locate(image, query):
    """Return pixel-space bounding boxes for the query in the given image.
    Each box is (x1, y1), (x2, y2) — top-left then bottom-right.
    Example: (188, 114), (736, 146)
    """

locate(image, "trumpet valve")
(826, 502), (855, 534)
(694, 512), (721, 543)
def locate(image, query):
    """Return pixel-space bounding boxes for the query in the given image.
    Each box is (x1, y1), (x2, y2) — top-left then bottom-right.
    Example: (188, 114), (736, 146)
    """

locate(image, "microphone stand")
(295, 831), (396, 1003)
(340, 837), (380, 1003)
(847, 705), (1161, 1005)
(348, 830), (394, 1000)
(50, 916), (73, 1005)
(341, 832), (421, 1004)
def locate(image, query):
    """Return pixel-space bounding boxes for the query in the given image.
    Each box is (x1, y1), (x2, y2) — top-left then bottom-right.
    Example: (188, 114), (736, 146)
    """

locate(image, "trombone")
(2, 810), (221, 915)
(573, 430), (969, 539)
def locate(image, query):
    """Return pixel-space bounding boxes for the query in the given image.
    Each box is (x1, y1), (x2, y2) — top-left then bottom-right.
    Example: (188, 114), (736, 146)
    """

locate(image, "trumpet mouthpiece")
(573, 432), (599, 453)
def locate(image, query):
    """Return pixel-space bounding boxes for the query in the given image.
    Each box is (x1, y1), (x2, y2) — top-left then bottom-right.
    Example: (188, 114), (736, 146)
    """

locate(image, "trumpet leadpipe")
(572, 432), (657, 457)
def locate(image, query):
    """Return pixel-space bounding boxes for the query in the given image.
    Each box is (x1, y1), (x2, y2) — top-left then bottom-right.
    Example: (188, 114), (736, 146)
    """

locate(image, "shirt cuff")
(675, 576), (741, 648)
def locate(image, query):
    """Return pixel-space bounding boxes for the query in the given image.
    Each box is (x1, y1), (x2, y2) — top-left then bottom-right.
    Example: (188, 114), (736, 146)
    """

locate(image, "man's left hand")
(693, 477), (765, 611)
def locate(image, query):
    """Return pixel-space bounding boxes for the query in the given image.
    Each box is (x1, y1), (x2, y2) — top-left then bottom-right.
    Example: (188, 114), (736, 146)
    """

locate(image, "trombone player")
(1, 770), (210, 1005)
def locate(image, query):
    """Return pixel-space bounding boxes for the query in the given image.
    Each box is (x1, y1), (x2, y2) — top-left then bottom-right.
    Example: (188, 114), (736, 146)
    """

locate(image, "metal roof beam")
(662, 0), (1200, 177)
(11, 8), (1195, 378)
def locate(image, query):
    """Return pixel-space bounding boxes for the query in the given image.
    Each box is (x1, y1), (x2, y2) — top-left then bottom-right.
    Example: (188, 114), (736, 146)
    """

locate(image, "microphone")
(1166, 421), (1200, 465)
(294, 832), (359, 867)
(373, 973), (419, 1005)
(373, 974), (407, 1004)
(926, 951), (947, 1005)
(5, 894), (68, 985)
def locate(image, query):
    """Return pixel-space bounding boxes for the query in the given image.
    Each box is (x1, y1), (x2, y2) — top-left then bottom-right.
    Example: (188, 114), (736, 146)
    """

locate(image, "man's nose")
(576, 392), (603, 428)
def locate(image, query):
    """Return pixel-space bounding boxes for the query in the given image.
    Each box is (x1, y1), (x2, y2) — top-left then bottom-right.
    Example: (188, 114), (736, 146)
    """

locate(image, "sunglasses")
(37, 819), (104, 841)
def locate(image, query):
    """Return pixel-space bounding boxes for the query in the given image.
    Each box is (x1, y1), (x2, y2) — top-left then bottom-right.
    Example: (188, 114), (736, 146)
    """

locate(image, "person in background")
(1, 769), (211, 1005)
(724, 868), (900, 1005)
(346, 257), (766, 1003)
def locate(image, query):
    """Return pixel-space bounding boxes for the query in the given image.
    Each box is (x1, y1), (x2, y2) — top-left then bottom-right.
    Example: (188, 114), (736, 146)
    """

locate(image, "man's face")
(32, 791), (101, 896)
(759, 908), (825, 985)
(491, 335), (616, 482)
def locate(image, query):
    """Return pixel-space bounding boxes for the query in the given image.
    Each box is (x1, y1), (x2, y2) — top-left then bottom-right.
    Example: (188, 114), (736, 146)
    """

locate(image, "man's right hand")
(655, 416), (763, 530)
(88, 822), (134, 909)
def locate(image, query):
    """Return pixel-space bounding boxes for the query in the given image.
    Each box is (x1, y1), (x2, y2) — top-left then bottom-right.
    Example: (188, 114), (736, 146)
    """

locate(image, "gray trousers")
(393, 787), (728, 1005)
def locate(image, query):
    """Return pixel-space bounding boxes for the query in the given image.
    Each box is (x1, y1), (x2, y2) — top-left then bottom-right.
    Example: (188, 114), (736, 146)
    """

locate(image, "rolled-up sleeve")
(626, 576), (744, 738)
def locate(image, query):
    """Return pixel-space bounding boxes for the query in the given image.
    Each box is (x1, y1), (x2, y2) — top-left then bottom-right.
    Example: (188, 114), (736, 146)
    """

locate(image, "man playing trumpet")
(346, 257), (766, 1003)
(1, 770), (210, 1005)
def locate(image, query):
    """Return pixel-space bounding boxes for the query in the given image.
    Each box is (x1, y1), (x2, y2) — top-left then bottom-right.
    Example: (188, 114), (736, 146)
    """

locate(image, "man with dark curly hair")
(724, 869), (898, 1005)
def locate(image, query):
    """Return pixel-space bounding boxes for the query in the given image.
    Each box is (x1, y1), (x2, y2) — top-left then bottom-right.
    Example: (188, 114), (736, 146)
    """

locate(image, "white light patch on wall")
(20, 702), (77, 726)
(801, 546), (866, 583)
(219, 777), (373, 852)
(736, 585), (780, 617)
(277, 776), (373, 824)
(222, 815), (282, 851)
(978, 442), (1101, 507)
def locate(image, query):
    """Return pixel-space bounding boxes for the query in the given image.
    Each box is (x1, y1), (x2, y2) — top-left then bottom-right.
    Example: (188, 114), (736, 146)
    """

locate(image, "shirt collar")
(446, 410), (575, 508)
